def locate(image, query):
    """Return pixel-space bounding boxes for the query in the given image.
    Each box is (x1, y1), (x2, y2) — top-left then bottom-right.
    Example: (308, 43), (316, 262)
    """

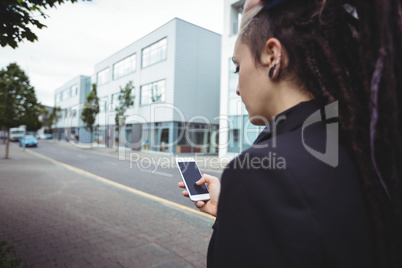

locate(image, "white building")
(219, 0), (265, 158)
(36, 105), (53, 137)
(85, 18), (221, 153)
(54, 75), (91, 141)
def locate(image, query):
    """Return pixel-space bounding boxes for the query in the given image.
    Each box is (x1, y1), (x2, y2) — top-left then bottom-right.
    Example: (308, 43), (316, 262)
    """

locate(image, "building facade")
(36, 105), (53, 137)
(54, 75), (91, 142)
(219, 0), (265, 158)
(55, 18), (221, 154)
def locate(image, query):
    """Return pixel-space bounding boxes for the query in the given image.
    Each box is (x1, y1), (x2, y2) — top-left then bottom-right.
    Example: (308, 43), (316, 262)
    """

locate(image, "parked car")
(39, 134), (53, 139)
(19, 135), (38, 147)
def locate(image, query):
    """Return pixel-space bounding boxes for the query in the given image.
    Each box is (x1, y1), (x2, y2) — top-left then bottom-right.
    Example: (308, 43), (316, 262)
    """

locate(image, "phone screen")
(178, 161), (209, 196)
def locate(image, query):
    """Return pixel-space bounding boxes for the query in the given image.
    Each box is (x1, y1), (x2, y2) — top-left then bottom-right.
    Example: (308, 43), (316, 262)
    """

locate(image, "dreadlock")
(240, 0), (402, 267)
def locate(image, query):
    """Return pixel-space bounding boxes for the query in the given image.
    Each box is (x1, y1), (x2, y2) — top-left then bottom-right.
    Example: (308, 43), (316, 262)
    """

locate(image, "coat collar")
(253, 100), (321, 144)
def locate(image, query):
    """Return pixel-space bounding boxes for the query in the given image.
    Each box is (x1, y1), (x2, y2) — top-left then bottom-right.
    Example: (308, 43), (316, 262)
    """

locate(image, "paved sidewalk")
(0, 143), (214, 267)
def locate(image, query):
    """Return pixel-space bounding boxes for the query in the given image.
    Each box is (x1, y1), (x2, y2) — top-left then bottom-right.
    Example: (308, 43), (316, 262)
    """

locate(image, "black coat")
(207, 100), (374, 268)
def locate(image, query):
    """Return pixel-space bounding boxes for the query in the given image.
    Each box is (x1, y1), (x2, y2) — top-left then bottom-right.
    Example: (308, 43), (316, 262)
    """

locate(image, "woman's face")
(232, 38), (273, 125)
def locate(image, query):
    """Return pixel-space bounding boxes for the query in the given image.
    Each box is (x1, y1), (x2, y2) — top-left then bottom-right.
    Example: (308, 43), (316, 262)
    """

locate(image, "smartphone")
(176, 158), (210, 202)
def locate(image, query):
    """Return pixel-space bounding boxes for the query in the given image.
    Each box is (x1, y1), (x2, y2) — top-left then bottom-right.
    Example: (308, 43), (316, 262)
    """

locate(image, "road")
(1, 142), (216, 267)
(31, 140), (223, 209)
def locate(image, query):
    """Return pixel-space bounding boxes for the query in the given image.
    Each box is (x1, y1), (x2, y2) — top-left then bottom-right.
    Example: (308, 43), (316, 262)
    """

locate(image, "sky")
(0, 0), (224, 107)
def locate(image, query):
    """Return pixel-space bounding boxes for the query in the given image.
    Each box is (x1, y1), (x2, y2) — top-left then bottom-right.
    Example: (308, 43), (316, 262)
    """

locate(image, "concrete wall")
(54, 75), (91, 129)
(93, 18), (221, 127)
(94, 19), (177, 126)
(219, 0), (245, 158)
(173, 19), (221, 124)
(54, 18), (222, 151)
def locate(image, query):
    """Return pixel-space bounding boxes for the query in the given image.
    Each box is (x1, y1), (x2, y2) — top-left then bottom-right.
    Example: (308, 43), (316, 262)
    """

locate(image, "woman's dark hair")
(240, 0), (402, 267)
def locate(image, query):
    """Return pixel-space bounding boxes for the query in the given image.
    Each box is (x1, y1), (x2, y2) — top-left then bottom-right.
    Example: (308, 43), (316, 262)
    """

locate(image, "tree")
(0, 0), (91, 48)
(81, 83), (99, 144)
(48, 106), (62, 133)
(0, 63), (44, 159)
(0, 240), (22, 268)
(115, 81), (135, 147)
(39, 107), (51, 132)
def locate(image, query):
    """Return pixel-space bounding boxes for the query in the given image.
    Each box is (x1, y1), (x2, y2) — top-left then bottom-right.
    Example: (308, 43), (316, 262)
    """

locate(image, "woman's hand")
(178, 174), (221, 217)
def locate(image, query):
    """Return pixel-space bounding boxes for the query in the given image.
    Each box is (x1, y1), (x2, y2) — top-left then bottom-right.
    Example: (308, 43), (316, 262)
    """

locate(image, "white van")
(9, 127), (25, 141)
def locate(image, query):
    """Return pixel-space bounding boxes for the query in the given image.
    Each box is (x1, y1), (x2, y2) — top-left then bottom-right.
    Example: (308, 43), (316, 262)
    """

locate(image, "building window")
(231, 1), (244, 36)
(140, 80), (166, 105)
(175, 123), (219, 154)
(113, 54), (136, 80)
(111, 93), (120, 107)
(228, 58), (238, 97)
(141, 122), (171, 152)
(228, 58), (242, 115)
(58, 85), (78, 102)
(141, 38), (167, 68)
(99, 96), (108, 113)
(62, 88), (71, 101)
(97, 68), (110, 86)
(71, 85), (78, 97)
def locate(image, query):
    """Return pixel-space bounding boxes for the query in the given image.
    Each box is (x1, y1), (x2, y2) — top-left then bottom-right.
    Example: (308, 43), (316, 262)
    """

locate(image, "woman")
(178, 0), (402, 267)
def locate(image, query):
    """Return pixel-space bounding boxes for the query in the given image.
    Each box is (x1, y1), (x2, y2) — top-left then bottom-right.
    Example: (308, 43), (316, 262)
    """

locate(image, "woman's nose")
(236, 87), (240, 96)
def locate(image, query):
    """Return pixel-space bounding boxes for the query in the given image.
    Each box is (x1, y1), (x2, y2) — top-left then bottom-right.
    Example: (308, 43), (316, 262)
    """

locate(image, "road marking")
(26, 149), (216, 221)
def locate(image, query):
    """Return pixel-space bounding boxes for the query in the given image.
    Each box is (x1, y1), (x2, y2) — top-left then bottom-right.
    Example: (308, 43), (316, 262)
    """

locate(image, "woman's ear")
(262, 38), (282, 79)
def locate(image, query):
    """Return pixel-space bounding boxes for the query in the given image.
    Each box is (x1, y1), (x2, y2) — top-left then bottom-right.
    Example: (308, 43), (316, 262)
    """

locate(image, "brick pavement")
(0, 143), (214, 267)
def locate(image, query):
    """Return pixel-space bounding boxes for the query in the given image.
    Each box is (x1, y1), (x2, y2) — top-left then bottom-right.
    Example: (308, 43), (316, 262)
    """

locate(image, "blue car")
(19, 135), (38, 147)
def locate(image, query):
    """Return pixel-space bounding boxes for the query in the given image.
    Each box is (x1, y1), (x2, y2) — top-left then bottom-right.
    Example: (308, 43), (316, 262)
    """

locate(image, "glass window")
(99, 96), (108, 113)
(113, 54), (136, 80)
(141, 126), (150, 150)
(175, 123), (219, 154)
(111, 93), (120, 106)
(229, 99), (243, 115)
(228, 58), (242, 115)
(97, 68), (110, 86)
(61, 88), (71, 100)
(229, 58), (238, 96)
(140, 123), (171, 152)
(227, 115), (241, 153)
(140, 80), (166, 105)
(141, 38), (167, 68)
(71, 85), (78, 97)
(231, 1), (244, 36)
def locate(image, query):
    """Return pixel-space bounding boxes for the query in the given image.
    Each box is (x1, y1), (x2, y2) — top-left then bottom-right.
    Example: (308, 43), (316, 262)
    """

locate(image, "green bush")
(0, 241), (22, 268)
